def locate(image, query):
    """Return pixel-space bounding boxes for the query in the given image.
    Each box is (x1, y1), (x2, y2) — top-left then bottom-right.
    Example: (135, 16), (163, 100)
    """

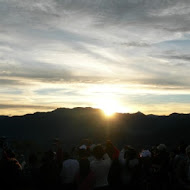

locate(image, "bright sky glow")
(93, 97), (128, 116)
(0, 0), (190, 116)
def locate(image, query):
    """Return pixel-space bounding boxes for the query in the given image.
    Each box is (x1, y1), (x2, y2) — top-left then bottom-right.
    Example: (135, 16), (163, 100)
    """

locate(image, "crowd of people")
(0, 138), (190, 190)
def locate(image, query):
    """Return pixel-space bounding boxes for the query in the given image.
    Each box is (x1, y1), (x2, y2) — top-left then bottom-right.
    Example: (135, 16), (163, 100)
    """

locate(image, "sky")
(0, 0), (190, 116)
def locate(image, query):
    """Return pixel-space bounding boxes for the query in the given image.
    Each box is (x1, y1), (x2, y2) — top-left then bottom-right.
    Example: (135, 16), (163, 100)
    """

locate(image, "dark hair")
(79, 158), (90, 178)
(6, 149), (16, 158)
(29, 153), (38, 165)
(105, 141), (114, 159)
(124, 148), (137, 160)
(62, 151), (70, 161)
(78, 148), (88, 158)
(178, 143), (187, 154)
(93, 145), (105, 160)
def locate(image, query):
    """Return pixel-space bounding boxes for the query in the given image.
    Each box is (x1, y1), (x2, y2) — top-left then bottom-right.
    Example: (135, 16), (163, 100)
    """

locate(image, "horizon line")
(1, 106), (189, 117)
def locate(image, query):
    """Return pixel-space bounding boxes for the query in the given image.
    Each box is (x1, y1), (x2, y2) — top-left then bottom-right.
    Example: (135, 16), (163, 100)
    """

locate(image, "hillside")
(0, 107), (190, 149)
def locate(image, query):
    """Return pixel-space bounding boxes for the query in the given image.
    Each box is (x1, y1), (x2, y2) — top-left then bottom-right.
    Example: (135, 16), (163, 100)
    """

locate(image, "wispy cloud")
(0, 104), (54, 110)
(0, 0), (190, 115)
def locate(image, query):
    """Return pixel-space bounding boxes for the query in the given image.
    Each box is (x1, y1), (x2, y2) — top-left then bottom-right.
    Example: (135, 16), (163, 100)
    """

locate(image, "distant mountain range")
(0, 107), (190, 150)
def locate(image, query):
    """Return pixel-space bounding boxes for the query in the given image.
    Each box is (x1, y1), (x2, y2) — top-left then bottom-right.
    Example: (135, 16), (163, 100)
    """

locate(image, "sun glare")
(94, 98), (126, 117)
(102, 106), (116, 116)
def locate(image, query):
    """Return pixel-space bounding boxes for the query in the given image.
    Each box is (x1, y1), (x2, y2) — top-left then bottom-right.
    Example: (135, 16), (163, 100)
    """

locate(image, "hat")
(186, 145), (190, 154)
(140, 150), (151, 158)
(157, 144), (167, 151)
(79, 145), (87, 150)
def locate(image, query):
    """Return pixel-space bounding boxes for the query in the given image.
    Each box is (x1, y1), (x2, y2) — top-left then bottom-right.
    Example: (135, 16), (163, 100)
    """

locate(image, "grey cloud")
(1, 0), (189, 57)
(141, 77), (190, 87)
(0, 104), (55, 110)
(145, 71), (190, 88)
(34, 88), (82, 96)
(120, 42), (151, 47)
(53, 0), (188, 31)
(0, 61), (72, 82)
(119, 75), (190, 89)
(116, 57), (190, 89)
(0, 79), (26, 86)
(0, 0), (190, 89)
(165, 55), (190, 61)
(121, 94), (190, 106)
(0, 26), (117, 65)
(0, 59), (117, 84)
(164, 26), (190, 33)
(1, 0), (188, 33)
(151, 49), (190, 63)
(0, 0), (58, 28)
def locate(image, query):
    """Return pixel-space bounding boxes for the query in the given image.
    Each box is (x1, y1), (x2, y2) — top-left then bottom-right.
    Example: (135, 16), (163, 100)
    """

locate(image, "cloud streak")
(0, 104), (55, 110)
(0, 0), (190, 115)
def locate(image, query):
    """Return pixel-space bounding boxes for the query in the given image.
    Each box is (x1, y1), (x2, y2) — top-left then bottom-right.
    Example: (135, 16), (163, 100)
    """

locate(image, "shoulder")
(90, 160), (97, 166)
(63, 159), (79, 165)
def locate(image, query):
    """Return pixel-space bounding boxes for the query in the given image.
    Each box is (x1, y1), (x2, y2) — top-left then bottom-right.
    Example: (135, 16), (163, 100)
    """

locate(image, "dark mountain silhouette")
(0, 107), (190, 149)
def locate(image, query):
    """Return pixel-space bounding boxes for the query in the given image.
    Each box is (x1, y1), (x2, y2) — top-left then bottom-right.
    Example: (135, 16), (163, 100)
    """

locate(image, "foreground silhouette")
(0, 138), (190, 190)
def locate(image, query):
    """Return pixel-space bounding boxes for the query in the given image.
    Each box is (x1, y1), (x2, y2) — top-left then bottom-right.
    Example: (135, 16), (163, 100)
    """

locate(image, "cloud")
(120, 42), (151, 47)
(0, 0), (190, 115)
(164, 55), (190, 61)
(0, 104), (55, 110)
(0, 79), (26, 86)
(0, 59), (72, 82)
(122, 94), (190, 105)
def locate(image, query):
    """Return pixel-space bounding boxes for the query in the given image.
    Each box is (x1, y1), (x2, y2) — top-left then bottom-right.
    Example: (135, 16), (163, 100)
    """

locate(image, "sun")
(94, 98), (125, 117)
(102, 106), (116, 116)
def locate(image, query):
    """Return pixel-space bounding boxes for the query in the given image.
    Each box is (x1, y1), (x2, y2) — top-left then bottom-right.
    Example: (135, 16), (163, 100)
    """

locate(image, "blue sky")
(0, 0), (190, 115)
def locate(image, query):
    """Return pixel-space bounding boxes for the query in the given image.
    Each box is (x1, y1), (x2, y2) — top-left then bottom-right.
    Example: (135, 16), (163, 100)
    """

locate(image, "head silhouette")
(93, 145), (105, 160)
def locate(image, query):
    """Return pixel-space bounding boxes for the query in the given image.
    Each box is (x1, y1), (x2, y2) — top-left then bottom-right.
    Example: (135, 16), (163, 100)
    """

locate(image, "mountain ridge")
(0, 107), (190, 150)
